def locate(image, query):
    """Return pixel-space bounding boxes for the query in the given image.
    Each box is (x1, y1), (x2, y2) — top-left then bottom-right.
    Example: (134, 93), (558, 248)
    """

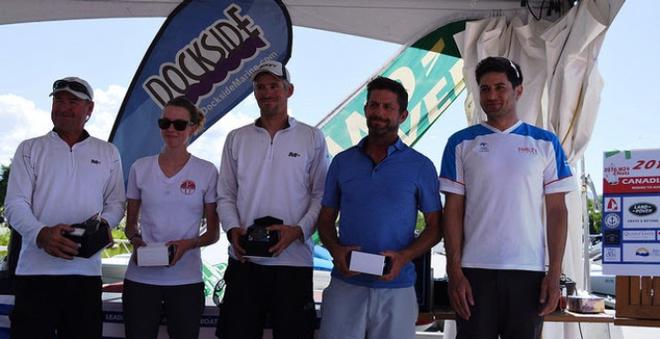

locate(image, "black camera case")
(63, 217), (111, 258)
(239, 216), (282, 257)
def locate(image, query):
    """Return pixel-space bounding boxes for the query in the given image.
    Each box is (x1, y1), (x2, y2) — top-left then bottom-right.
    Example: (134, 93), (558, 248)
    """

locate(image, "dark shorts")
(122, 279), (205, 339)
(216, 258), (316, 339)
(11, 275), (102, 339)
(455, 268), (544, 339)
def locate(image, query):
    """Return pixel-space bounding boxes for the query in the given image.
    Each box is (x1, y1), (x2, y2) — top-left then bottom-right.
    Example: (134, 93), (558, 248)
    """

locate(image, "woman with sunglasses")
(122, 96), (219, 339)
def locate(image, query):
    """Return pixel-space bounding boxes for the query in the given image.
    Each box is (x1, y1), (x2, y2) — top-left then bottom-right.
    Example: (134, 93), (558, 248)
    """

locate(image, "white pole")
(581, 157), (591, 292)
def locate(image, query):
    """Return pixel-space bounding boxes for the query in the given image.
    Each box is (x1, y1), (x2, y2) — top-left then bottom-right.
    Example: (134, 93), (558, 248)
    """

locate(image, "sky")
(0, 0), (657, 196)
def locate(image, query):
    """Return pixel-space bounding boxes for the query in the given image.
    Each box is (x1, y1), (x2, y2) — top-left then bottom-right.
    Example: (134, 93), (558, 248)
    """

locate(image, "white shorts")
(319, 277), (418, 339)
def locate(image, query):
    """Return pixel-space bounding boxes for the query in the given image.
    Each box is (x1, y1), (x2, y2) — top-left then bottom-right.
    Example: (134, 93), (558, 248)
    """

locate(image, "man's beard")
(367, 117), (397, 136)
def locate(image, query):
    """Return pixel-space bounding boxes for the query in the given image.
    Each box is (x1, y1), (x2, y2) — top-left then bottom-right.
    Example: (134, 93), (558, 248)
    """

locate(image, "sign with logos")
(602, 149), (660, 275)
(110, 0), (291, 179)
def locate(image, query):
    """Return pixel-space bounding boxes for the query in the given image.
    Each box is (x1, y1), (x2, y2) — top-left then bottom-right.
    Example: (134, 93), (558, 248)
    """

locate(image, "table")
(420, 308), (616, 323)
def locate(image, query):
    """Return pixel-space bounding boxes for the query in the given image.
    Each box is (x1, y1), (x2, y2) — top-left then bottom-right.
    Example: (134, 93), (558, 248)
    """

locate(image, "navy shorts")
(455, 268), (544, 339)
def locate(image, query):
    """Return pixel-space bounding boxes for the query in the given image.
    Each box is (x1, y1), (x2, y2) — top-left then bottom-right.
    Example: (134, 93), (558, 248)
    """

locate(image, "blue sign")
(109, 0), (292, 178)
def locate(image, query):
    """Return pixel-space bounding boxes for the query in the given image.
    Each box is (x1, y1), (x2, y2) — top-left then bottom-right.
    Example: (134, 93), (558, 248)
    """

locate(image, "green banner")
(318, 22), (466, 156)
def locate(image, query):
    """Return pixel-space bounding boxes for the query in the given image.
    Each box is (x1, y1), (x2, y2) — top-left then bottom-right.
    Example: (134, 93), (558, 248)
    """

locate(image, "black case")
(239, 216), (282, 257)
(63, 218), (111, 258)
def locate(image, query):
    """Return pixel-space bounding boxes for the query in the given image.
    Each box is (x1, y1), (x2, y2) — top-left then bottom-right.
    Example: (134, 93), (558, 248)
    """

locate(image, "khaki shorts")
(319, 277), (418, 339)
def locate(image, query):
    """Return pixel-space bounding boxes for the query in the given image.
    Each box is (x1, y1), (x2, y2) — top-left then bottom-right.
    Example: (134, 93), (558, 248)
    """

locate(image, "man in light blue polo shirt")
(317, 76), (442, 339)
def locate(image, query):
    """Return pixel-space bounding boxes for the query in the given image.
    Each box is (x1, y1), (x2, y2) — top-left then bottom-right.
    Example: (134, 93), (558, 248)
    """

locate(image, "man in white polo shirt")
(4, 77), (126, 339)
(216, 61), (329, 339)
(439, 57), (575, 339)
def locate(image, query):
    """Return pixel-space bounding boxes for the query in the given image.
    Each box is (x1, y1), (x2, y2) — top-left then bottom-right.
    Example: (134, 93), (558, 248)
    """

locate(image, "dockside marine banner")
(602, 149), (660, 275)
(109, 0), (291, 176)
(317, 22), (465, 156)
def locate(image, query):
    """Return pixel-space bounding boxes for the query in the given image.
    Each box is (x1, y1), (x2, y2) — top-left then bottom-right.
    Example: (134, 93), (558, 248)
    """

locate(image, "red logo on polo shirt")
(518, 146), (538, 155)
(180, 180), (196, 195)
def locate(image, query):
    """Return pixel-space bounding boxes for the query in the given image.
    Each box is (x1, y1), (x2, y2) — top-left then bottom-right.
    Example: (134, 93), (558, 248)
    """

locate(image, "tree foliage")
(587, 197), (602, 235)
(0, 164), (9, 223)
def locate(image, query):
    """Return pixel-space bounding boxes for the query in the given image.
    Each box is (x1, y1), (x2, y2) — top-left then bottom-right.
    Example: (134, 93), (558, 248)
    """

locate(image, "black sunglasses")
(158, 118), (192, 131)
(52, 80), (91, 99)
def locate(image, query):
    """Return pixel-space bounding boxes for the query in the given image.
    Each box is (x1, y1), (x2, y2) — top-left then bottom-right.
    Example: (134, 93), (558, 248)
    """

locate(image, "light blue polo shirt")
(322, 137), (442, 288)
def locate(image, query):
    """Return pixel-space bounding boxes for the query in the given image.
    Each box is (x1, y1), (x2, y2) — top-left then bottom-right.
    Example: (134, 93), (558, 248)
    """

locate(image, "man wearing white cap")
(4, 77), (126, 339)
(216, 61), (329, 338)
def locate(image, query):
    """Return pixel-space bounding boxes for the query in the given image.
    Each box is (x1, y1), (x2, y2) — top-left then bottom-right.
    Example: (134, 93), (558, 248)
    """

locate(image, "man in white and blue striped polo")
(440, 57), (575, 339)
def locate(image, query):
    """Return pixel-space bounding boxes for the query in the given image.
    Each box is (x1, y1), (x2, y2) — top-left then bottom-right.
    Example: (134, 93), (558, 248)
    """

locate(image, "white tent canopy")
(3, 0), (548, 44)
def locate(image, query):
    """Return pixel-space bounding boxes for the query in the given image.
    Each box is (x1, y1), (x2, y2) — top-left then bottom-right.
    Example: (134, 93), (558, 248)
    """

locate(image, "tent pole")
(580, 157), (591, 292)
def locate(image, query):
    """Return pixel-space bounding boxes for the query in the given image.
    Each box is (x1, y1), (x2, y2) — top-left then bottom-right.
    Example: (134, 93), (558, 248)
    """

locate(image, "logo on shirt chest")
(517, 146), (538, 155)
(180, 180), (196, 195)
(478, 142), (489, 153)
(288, 152), (301, 158)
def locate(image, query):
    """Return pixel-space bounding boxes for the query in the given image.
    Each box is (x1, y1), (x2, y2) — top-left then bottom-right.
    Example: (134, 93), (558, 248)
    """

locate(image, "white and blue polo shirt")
(439, 121), (575, 272)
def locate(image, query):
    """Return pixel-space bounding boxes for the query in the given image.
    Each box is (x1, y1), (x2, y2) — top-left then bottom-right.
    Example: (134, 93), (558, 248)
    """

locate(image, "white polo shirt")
(217, 117), (329, 267)
(5, 131), (126, 276)
(439, 121), (575, 272)
(124, 155), (218, 286)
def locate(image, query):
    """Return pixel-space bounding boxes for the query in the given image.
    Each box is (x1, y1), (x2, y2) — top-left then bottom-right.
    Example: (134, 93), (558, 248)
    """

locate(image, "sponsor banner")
(608, 176), (660, 193)
(602, 247), (621, 262)
(622, 230), (656, 241)
(603, 196), (621, 212)
(622, 196), (660, 228)
(604, 149), (660, 193)
(602, 212), (621, 230)
(622, 243), (660, 262)
(318, 22), (466, 156)
(603, 149), (660, 275)
(603, 230), (621, 245)
(109, 0), (291, 177)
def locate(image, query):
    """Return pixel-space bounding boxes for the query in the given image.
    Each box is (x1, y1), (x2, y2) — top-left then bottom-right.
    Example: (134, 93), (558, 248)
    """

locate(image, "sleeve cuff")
(29, 225), (46, 248)
(297, 220), (314, 240)
(439, 177), (465, 195)
(544, 176), (576, 194)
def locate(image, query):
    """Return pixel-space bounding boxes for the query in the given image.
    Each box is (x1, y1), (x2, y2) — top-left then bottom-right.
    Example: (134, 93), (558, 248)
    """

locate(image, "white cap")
(49, 77), (94, 101)
(251, 61), (290, 82)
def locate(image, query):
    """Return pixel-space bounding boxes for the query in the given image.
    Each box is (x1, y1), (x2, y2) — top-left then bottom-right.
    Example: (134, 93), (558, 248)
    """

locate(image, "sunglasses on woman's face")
(158, 118), (191, 131)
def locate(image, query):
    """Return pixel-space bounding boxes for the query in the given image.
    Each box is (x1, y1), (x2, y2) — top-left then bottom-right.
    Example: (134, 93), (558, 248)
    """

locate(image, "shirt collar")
(357, 136), (407, 156)
(253, 116), (296, 131)
(50, 129), (90, 143)
(480, 120), (523, 134)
